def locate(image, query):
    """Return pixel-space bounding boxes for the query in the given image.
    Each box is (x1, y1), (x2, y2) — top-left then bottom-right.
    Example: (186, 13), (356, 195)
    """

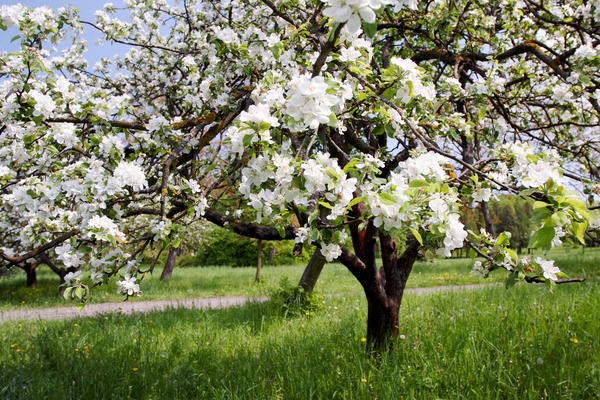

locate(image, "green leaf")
(572, 221), (586, 245)
(409, 227), (423, 245)
(276, 224), (286, 238)
(318, 201), (333, 209)
(408, 180), (428, 188)
(506, 248), (518, 260)
(379, 192), (397, 205)
(63, 287), (73, 300)
(242, 133), (253, 147)
(563, 198), (590, 220)
(347, 196), (364, 208)
(528, 226), (555, 248)
(530, 207), (552, 225)
(519, 188), (539, 196)
(533, 201), (550, 210)
(495, 231), (511, 246)
(271, 42), (284, 59)
(325, 167), (339, 180)
(362, 21), (377, 38)
(171, 237), (181, 249)
(505, 272), (518, 289)
(343, 158), (360, 173)
(327, 112), (338, 127)
(74, 287), (85, 300)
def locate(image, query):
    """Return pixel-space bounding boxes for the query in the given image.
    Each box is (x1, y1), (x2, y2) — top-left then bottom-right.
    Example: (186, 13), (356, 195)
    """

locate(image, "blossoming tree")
(1, 0), (599, 349)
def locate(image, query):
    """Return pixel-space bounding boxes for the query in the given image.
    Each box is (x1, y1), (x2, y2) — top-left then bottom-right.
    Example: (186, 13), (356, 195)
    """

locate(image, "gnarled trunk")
(338, 223), (420, 353)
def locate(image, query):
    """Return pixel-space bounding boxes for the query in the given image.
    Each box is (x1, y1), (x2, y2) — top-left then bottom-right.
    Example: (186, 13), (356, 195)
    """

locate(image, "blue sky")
(1, 1), (128, 65)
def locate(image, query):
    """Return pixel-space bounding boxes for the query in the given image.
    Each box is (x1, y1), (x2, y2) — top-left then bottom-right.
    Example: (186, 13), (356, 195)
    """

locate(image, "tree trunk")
(24, 263), (37, 287)
(366, 295), (398, 351)
(160, 246), (178, 281)
(255, 239), (262, 283)
(297, 248), (326, 295)
(480, 202), (496, 237)
(363, 238), (420, 352)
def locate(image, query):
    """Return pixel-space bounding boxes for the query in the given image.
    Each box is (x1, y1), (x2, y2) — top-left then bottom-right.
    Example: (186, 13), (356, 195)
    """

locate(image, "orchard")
(0, 0), (599, 350)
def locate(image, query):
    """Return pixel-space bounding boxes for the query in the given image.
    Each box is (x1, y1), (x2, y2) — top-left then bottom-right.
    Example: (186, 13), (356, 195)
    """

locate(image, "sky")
(1, 1), (129, 66)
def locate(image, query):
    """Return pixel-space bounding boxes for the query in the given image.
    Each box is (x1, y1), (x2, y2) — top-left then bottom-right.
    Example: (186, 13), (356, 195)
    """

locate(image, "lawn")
(1, 247), (598, 311)
(0, 282), (598, 399)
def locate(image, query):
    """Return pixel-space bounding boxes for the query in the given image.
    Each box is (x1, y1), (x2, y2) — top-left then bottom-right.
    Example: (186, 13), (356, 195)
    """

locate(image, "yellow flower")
(360, 338), (367, 342)
(10, 343), (16, 348)
(361, 378), (367, 383)
(74, 323), (78, 327)
(132, 367), (139, 372)
(75, 348), (79, 352)
(570, 338), (579, 343)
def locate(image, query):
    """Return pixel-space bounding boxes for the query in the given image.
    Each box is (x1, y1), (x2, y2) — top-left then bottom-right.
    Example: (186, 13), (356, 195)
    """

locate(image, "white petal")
(358, 7), (376, 23)
(347, 13), (362, 33)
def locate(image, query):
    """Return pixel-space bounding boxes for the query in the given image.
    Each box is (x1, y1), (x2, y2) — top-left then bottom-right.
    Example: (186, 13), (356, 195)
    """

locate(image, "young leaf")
(409, 227), (423, 245)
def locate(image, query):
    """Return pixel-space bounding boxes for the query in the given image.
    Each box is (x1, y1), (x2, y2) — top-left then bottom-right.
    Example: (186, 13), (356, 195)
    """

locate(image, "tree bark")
(366, 295), (398, 351)
(480, 202), (496, 237)
(160, 246), (178, 281)
(297, 248), (326, 295)
(255, 239), (262, 283)
(340, 235), (420, 353)
(23, 262), (38, 287)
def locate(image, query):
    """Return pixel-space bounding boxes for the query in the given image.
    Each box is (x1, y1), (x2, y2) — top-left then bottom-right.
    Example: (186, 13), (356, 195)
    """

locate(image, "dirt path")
(0, 283), (490, 323)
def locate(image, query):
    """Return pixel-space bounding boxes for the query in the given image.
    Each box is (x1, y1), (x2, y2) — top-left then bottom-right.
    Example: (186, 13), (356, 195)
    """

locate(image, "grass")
(1, 247), (599, 311)
(0, 282), (598, 399)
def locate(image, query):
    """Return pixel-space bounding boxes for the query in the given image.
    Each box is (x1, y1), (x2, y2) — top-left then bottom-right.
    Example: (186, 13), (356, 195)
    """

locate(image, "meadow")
(0, 248), (599, 399)
(0, 282), (598, 399)
(1, 247), (598, 311)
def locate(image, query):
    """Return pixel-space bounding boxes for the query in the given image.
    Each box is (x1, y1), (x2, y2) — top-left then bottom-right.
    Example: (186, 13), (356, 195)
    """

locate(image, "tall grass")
(1, 282), (598, 399)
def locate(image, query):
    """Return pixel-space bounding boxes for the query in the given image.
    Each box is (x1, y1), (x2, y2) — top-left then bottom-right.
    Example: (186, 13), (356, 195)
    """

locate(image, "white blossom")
(116, 274), (140, 296)
(320, 243), (342, 262)
(535, 257), (561, 281)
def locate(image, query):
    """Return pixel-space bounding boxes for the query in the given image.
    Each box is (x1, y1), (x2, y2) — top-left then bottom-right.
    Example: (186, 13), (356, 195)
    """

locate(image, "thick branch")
(203, 209), (296, 240)
(0, 229), (80, 264)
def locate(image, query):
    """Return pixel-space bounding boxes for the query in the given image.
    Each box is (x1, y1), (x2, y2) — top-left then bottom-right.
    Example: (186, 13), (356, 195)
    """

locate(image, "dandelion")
(360, 338), (367, 342)
(536, 358), (544, 365)
(361, 378), (367, 383)
(75, 348), (79, 352)
(16, 349), (23, 353)
(570, 338), (579, 343)
(10, 343), (16, 348)
(132, 367), (139, 372)
(74, 323), (78, 327)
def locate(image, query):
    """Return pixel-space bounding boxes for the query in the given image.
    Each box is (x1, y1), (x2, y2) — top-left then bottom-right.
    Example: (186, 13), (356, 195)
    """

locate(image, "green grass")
(0, 282), (598, 399)
(2, 247), (599, 311)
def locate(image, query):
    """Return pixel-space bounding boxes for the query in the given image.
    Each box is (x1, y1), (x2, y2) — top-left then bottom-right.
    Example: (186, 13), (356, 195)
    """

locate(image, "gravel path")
(0, 283), (489, 323)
